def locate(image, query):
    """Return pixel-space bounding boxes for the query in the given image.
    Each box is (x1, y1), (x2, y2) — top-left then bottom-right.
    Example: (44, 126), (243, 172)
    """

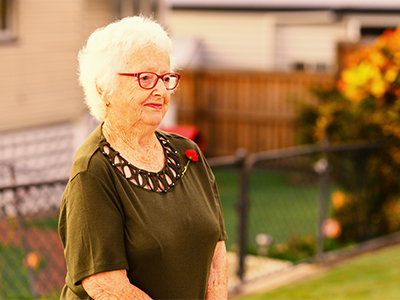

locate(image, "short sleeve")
(59, 171), (129, 286)
(197, 146), (228, 242)
(210, 172), (228, 242)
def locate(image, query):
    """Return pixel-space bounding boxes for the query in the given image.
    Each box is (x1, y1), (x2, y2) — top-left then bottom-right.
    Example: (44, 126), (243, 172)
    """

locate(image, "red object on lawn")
(159, 125), (206, 152)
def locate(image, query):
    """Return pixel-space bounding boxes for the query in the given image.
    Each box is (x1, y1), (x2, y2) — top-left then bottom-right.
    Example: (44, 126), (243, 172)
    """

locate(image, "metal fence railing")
(0, 123), (74, 188)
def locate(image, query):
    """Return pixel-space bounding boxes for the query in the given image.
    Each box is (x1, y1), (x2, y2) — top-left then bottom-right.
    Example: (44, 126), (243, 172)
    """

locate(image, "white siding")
(169, 11), (276, 70)
(168, 10), (353, 72)
(0, 0), (83, 131)
(0, 0), (113, 132)
(275, 24), (348, 72)
(83, 0), (114, 39)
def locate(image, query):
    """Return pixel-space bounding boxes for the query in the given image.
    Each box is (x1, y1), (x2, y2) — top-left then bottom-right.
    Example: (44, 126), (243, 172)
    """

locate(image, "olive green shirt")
(58, 125), (227, 300)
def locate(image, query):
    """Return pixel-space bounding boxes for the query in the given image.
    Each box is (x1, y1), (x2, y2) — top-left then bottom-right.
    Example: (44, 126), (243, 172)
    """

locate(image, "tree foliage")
(297, 28), (400, 243)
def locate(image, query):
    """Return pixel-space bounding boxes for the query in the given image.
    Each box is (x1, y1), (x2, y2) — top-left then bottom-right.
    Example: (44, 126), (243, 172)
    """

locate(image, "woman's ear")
(96, 84), (110, 107)
(96, 84), (104, 97)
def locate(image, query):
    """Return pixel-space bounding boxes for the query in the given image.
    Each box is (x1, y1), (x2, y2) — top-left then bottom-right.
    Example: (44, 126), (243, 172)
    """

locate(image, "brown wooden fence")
(173, 70), (334, 156)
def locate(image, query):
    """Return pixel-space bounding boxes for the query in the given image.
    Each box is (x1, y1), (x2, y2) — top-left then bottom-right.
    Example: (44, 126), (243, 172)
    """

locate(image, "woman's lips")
(144, 103), (163, 109)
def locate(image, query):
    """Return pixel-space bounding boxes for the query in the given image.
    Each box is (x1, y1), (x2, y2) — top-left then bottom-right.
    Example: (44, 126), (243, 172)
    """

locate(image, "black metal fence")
(209, 141), (382, 284)
(0, 130), (383, 298)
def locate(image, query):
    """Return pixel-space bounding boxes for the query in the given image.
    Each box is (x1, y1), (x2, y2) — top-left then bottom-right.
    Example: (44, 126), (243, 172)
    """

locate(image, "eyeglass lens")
(138, 73), (179, 90)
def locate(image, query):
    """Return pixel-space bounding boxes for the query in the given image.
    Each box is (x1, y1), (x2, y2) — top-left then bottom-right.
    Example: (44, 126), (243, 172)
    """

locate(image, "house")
(0, 0), (110, 133)
(168, 0), (400, 72)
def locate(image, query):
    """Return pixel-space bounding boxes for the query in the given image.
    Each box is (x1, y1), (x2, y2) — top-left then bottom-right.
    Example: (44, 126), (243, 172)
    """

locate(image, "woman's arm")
(82, 269), (153, 300)
(206, 241), (229, 300)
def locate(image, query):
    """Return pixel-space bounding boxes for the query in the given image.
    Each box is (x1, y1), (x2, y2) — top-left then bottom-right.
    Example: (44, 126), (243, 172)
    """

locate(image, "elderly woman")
(58, 16), (228, 300)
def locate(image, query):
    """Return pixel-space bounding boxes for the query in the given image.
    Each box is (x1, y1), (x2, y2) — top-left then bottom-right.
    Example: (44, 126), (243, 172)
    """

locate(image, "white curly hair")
(78, 16), (174, 121)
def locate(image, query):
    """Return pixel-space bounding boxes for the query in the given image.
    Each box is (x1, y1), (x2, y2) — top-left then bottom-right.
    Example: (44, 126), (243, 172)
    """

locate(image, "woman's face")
(105, 46), (171, 129)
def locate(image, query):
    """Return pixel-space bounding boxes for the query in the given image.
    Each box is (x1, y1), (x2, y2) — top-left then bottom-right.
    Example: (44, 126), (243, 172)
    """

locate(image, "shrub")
(297, 27), (400, 244)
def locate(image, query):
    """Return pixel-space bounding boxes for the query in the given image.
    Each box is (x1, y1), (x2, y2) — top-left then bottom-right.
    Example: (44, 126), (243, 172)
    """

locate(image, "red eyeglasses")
(118, 72), (181, 90)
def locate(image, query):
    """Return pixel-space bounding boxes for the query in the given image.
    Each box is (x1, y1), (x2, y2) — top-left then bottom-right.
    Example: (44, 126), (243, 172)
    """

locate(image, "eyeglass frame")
(117, 72), (181, 90)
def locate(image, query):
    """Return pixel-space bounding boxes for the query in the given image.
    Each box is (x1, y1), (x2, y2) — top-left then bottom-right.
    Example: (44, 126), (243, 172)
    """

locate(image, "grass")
(24, 216), (59, 230)
(0, 217), (61, 300)
(235, 245), (400, 299)
(0, 244), (31, 299)
(0, 242), (63, 300)
(213, 169), (322, 254)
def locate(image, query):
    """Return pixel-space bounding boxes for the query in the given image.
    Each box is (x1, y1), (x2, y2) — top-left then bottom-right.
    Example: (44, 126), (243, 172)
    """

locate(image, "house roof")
(168, 0), (400, 12)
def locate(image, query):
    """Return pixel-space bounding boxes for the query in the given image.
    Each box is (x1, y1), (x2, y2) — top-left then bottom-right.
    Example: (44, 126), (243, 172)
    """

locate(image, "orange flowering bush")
(297, 27), (400, 243)
(338, 29), (400, 103)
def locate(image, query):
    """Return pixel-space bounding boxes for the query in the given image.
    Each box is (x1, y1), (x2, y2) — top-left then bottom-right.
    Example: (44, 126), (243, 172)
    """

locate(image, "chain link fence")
(0, 124), (73, 299)
(0, 181), (68, 299)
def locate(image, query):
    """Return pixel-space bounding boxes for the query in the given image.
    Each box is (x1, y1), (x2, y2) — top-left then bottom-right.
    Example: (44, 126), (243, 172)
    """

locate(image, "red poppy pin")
(182, 149), (199, 177)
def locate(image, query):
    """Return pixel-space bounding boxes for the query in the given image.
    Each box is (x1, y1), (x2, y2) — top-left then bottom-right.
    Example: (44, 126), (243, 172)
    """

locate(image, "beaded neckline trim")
(100, 132), (182, 193)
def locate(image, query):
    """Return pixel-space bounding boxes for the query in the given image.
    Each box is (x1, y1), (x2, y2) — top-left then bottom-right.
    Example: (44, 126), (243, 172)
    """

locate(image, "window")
(0, 0), (15, 41)
(360, 26), (396, 45)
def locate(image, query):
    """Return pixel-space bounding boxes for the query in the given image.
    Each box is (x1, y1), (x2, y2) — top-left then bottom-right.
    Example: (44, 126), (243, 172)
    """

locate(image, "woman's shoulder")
(70, 125), (109, 179)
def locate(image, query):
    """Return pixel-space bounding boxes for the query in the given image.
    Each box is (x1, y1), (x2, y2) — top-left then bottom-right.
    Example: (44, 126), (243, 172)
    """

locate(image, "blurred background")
(1, 0), (400, 298)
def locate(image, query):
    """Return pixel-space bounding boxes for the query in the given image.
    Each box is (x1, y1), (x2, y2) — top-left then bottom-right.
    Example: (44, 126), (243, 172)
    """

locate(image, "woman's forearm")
(206, 241), (229, 300)
(82, 269), (153, 300)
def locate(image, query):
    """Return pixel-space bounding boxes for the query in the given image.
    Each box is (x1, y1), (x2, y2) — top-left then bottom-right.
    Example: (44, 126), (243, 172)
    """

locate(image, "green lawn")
(235, 245), (400, 299)
(0, 215), (61, 300)
(0, 244), (31, 299)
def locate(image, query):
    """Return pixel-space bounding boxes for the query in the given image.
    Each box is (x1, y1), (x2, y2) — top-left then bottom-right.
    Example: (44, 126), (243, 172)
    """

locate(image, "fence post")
(316, 139), (330, 260)
(236, 148), (249, 281)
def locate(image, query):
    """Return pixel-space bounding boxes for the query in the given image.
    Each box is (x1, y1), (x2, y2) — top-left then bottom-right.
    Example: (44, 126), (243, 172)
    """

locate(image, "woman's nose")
(153, 78), (168, 97)
(153, 78), (168, 94)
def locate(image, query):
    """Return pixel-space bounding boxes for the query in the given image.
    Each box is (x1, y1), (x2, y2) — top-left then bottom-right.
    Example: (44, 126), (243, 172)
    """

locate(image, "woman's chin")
(142, 114), (164, 128)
